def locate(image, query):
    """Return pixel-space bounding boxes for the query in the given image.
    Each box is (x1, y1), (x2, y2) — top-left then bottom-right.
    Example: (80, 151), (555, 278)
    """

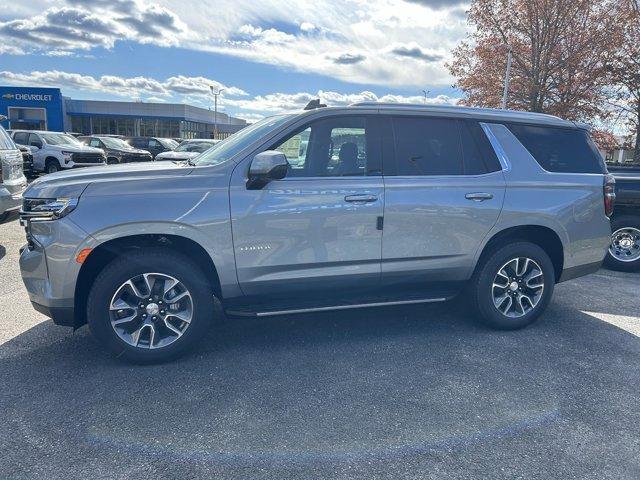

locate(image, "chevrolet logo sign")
(1, 93), (14, 100)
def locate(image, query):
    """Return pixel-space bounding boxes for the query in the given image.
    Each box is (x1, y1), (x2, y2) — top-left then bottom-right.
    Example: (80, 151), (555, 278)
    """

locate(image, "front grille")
(122, 153), (152, 163)
(1, 149), (23, 183)
(72, 152), (105, 164)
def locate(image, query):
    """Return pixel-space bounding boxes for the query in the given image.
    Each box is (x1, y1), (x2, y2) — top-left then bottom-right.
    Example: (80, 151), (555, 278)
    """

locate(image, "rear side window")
(391, 117), (463, 175)
(507, 124), (605, 174)
(464, 121), (502, 173)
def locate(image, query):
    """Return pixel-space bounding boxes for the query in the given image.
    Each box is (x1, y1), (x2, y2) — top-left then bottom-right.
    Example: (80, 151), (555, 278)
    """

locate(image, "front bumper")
(19, 216), (95, 327)
(0, 182), (26, 214)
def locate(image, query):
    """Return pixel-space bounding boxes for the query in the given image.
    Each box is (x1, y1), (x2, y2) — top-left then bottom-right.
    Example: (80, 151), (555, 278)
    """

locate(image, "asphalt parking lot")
(1, 211), (639, 480)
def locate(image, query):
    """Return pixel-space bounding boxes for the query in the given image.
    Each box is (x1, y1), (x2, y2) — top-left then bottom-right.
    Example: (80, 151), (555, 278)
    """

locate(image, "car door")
(380, 115), (506, 289)
(28, 133), (46, 171)
(229, 114), (384, 301)
(147, 139), (163, 157)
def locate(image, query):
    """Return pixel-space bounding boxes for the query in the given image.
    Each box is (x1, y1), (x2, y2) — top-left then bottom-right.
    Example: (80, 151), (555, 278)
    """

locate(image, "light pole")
(422, 90), (429, 104)
(501, 45), (512, 110)
(209, 86), (225, 139)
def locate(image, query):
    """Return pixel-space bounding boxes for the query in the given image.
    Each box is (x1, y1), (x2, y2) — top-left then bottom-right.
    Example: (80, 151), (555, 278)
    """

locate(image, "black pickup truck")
(605, 167), (640, 271)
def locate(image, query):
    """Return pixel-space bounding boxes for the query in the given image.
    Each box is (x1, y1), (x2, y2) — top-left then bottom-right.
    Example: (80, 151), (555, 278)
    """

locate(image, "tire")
(0, 211), (10, 223)
(45, 160), (60, 174)
(106, 157), (119, 165)
(469, 242), (555, 330)
(87, 248), (215, 363)
(604, 215), (640, 272)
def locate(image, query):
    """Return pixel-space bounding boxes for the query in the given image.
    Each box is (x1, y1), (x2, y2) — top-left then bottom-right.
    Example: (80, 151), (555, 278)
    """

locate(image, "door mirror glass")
(30, 141), (42, 149)
(248, 150), (289, 189)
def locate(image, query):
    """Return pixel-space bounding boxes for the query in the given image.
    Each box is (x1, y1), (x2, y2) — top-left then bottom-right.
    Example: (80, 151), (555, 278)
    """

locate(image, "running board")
(225, 296), (450, 318)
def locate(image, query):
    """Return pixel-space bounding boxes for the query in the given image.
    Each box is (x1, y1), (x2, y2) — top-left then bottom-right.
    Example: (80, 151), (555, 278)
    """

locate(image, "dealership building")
(0, 86), (247, 139)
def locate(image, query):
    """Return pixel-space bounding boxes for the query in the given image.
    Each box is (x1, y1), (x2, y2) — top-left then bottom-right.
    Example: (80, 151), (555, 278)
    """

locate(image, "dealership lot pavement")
(1, 212), (639, 480)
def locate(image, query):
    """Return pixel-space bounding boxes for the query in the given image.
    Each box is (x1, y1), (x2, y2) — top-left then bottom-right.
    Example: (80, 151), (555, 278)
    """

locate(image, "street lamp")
(209, 86), (225, 139)
(501, 45), (512, 110)
(422, 90), (429, 104)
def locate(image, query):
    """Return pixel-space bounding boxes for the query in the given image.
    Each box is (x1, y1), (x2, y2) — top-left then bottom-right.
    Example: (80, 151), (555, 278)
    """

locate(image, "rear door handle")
(344, 194), (378, 203)
(465, 192), (493, 202)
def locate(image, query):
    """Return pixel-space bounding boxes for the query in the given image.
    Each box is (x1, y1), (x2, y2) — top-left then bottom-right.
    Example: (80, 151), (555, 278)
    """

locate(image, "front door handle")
(344, 194), (378, 203)
(465, 192), (493, 202)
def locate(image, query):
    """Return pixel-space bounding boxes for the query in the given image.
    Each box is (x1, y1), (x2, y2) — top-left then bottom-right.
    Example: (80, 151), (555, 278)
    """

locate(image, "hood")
(155, 151), (200, 161)
(47, 143), (104, 154)
(24, 161), (194, 199)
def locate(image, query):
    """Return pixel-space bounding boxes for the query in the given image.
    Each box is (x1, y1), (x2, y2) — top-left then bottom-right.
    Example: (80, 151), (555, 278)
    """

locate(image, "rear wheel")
(87, 249), (215, 363)
(470, 242), (555, 330)
(106, 157), (119, 165)
(604, 215), (640, 272)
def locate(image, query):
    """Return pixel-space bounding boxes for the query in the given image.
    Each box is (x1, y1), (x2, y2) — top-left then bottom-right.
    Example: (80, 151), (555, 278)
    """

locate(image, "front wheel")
(87, 249), (215, 363)
(470, 242), (555, 330)
(45, 160), (60, 174)
(604, 216), (640, 272)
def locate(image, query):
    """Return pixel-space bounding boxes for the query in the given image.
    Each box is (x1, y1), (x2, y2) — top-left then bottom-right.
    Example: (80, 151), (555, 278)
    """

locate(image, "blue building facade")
(0, 86), (65, 132)
(0, 86), (246, 139)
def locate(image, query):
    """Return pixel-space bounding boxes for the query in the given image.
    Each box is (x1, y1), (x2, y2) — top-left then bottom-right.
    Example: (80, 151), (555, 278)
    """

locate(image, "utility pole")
(501, 46), (512, 109)
(422, 90), (429, 104)
(209, 86), (225, 139)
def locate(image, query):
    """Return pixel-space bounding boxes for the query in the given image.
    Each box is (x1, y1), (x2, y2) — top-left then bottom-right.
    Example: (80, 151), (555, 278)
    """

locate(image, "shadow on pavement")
(1, 295), (639, 479)
(0, 245), (5, 262)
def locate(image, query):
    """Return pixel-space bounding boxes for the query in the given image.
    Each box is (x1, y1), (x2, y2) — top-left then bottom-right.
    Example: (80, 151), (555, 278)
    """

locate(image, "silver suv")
(19, 103), (614, 362)
(0, 124), (26, 223)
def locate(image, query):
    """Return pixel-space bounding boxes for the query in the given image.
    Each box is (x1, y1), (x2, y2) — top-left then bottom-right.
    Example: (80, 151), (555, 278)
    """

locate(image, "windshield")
(99, 137), (133, 149)
(194, 115), (293, 166)
(159, 138), (179, 149)
(41, 133), (81, 146)
(175, 141), (215, 153)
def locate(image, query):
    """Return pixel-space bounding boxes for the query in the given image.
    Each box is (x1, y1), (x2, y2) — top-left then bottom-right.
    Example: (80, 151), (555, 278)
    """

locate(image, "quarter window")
(507, 124), (605, 174)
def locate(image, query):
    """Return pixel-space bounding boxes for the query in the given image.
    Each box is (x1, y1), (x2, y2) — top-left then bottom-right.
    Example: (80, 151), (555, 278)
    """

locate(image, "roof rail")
(303, 99), (327, 110)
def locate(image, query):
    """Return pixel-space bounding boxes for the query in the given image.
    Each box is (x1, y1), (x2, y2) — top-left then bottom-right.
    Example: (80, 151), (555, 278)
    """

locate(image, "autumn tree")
(447, 0), (620, 122)
(607, 0), (640, 162)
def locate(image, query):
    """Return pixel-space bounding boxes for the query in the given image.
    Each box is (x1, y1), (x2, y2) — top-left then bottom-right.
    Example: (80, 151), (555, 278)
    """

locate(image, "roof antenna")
(303, 99), (327, 110)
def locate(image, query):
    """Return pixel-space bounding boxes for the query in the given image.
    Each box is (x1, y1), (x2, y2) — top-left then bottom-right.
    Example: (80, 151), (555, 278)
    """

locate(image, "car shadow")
(1, 293), (638, 479)
(0, 244), (5, 261)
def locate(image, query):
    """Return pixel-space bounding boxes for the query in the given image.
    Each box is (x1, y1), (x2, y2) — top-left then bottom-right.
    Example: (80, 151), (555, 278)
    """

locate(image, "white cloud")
(0, 0), (470, 89)
(0, 70), (246, 101)
(0, 69), (461, 119)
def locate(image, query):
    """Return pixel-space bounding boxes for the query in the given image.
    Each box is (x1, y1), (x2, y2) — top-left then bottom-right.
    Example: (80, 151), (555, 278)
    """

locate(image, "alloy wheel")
(491, 257), (544, 318)
(609, 227), (640, 263)
(109, 272), (193, 349)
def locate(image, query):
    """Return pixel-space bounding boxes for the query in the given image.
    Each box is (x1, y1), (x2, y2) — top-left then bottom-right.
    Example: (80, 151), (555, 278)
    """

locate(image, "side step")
(225, 296), (450, 318)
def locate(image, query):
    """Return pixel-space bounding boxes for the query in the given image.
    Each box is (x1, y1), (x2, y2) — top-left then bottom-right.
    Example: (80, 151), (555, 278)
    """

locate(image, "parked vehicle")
(16, 144), (35, 177)
(154, 139), (218, 161)
(124, 137), (179, 159)
(78, 136), (153, 164)
(10, 130), (106, 174)
(19, 103), (613, 362)
(0, 124), (26, 223)
(604, 167), (640, 271)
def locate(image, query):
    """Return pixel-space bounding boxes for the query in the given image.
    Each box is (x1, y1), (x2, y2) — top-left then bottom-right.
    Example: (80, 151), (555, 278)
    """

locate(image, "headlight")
(21, 197), (79, 220)
(61, 151), (74, 162)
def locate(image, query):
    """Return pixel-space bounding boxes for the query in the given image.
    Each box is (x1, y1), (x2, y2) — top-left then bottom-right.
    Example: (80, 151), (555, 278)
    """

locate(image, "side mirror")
(247, 150), (289, 189)
(30, 141), (42, 150)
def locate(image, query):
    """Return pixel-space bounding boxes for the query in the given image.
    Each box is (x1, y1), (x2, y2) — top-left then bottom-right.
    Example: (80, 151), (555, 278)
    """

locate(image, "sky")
(0, 0), (471, 121)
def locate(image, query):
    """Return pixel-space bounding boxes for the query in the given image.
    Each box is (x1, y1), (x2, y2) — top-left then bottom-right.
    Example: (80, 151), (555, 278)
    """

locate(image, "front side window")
(89, 138), (102, 148)
(391, 116), (463, 176)
(40, 133), (80, 146)
(13, 131), (29, 146)
(271, 116), (373, 177)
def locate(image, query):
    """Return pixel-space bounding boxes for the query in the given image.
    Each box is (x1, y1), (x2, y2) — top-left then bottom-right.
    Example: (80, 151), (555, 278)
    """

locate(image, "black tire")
(106, 157), (119, 165)
(604, 215), (640, 272)
(0, 211), (10, 223)
(45, 160), (60, 174)
(87, 248), (215, 363)
(470, 242), (555, 330)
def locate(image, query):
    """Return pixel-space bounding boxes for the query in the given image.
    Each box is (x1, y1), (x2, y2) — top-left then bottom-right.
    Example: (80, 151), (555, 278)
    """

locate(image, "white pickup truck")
(10, 130), (106, 174)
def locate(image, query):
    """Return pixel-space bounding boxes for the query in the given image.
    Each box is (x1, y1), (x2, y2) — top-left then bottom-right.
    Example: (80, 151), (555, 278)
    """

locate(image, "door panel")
(382, 172), (505, 283)
(381, 115), (506, 287)
(229, 114), (384, 299)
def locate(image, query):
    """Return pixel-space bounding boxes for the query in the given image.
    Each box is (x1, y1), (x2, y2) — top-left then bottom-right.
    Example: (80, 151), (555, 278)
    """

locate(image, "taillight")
(604, 173), (616, 217)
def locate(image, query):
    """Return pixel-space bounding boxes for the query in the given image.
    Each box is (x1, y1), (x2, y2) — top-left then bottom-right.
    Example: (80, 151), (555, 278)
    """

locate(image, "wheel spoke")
(492, 256), (544, 318)
(109, 272), (194, 350)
